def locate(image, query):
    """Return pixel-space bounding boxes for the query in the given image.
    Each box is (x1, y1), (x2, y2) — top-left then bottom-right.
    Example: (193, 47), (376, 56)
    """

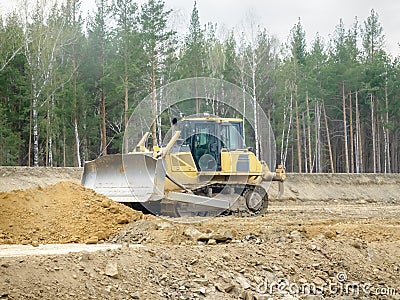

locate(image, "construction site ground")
(0, 166), (400, 299)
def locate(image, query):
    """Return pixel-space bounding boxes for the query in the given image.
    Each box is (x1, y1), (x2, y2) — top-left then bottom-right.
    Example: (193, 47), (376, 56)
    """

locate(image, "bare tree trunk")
(47, 93), (55, 167)
(385, 86), (391, 173)
(349, 91), (354, 173)
(151, 57), (158, 148)
(63, 124), (66, 167)
(370, 94), (376, 173)
(157, 76), (164, 144)
(294, 84), (302, 173)
(46, 104), (49, 167)
(72, 1), (81, 165)
(124, 75), (129, 153)
(354, 93), (360, 172)
(356, 90), (363, 172)
(242, 86), (246, 140)
(393, 123), (398, 172)
(322, 100), (334, 173)
(315, 102), (322, 173)
(251, 54), (260, 159)
(196, 99), (200, 115)
(28, 89), (33, 167)
(376, 106), (381, 173)
(291, 144), (294, 173)
(280, 95), (287, 165)
(381, 115), (388, 173)
(74, 117), (81, 167)
(32, 81), (39, 167)
(101, 89), (107, 155)
(282, 93), (293, 167)
(342, 82), (349, 173)
(302, 112), (308, 173)
(305, 91), (312, 173)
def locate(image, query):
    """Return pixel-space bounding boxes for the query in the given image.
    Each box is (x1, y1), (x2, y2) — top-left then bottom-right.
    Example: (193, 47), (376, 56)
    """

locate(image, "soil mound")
(0, 182), (142, 245)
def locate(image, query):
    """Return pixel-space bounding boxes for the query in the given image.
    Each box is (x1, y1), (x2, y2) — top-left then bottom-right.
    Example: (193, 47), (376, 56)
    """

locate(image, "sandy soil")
(0, 181), (142, 244)
(0, 168), (400, 299)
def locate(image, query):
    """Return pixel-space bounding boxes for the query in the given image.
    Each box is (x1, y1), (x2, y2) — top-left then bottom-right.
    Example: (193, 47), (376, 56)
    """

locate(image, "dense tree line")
(0, 0), (399, 173)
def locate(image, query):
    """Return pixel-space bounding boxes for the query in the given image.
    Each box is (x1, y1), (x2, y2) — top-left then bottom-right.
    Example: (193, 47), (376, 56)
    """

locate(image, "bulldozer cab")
(178, 116), (245, 172)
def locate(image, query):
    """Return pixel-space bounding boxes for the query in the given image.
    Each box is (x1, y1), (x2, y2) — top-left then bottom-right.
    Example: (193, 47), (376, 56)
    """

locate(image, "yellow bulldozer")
(81, 115), (285, 217)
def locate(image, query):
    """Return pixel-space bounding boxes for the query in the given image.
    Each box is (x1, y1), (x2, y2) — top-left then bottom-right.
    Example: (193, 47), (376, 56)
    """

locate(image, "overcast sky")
(1, 0), (399, 56)
(161, 0), (400, 56)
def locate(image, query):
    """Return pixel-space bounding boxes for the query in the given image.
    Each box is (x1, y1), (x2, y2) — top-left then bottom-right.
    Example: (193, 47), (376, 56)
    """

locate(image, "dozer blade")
(81, 153), (164, 202)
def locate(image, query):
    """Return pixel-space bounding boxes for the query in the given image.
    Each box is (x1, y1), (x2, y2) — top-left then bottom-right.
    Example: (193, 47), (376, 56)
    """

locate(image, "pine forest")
(0, 0), (399, 174)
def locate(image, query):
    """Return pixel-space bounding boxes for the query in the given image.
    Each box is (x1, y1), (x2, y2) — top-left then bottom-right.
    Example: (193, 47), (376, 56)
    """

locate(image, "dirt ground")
(0, 167), (400, 299)
(0, 181), (143, 245)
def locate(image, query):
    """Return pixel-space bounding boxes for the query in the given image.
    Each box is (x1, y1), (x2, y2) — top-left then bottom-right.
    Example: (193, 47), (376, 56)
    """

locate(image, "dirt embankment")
(270, 172), (400, 203)
(0, 182), (142, 245)
(2, 166), (400, 203)
(0, 167), (82, 192)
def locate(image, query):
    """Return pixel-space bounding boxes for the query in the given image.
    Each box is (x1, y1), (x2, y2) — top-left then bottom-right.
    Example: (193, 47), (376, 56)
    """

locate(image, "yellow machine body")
(81, 115), (285, 216)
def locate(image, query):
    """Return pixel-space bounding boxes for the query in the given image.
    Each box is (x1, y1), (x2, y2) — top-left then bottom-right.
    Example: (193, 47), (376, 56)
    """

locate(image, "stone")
(109, 206), (120, 214)
(85, 281), (96, 294)
(223, 230), (234, 240)
(184, 228), (202, 238)
(130, 291), (140, 299)
(291, 249), (301, 256)
(236, 276), (251, 289)
(79, 252), (92, 262)
(197, 233), (212, 242)
(210, 232), (233, 242)
(197, 287), (206, 295)
(207, 239), (217, 245)
(222, 253), (230, 261)
(160, 253), (171, 260)
(243, 290), (255, 300)
(312, 276), (325, 286)
(105, 261), (119, 278)
(97, 230), (107, 241)
(156, 222), (173, 230)
(254, 295), (270, 300)
(193, 278), (209, 285)
(31, 241), (39, 247)
(101, 199), (111, 208)
(253, 276), (263, 284)
(367, 249), (375, 259)
(85, 236), (98, 244)
(215, 283), (235, 293)
(117, 214), (130, 224)
(298, 278), (307, 284)
(264, 271), (275, 282)
(290, 230), (302, 241)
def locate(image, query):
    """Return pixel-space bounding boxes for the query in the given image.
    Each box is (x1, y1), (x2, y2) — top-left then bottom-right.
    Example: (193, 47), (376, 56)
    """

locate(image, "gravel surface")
(0, 168), (400, 299)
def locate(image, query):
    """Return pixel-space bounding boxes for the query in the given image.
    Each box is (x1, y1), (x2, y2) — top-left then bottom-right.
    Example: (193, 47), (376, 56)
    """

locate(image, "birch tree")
(22, 1), (67, 166)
